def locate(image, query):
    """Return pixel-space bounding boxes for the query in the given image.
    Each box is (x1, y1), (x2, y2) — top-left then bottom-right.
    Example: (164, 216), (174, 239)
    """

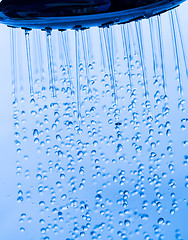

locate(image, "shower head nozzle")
(0, 0), (186, 29)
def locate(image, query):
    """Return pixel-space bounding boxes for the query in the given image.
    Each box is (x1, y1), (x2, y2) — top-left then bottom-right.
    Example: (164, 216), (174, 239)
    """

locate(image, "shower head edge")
(0, 0), (186, 29)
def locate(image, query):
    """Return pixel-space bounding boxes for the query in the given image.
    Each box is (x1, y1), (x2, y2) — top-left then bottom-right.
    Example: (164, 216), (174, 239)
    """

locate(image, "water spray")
(0, 1), (188, 239)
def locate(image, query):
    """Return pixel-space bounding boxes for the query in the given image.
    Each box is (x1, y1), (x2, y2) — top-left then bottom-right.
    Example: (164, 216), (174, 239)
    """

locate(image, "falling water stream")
(8, 5), (188, 240)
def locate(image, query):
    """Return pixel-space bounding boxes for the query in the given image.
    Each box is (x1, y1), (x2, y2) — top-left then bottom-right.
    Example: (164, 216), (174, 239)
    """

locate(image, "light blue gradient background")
(0, 1), (188, 239)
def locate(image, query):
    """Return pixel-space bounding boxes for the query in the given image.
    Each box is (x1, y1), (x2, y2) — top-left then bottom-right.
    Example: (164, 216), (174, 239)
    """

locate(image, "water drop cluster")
(10, 7), (188, 240)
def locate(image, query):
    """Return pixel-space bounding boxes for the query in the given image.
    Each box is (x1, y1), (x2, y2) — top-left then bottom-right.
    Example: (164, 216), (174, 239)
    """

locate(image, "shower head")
(0, 0), (186, 29)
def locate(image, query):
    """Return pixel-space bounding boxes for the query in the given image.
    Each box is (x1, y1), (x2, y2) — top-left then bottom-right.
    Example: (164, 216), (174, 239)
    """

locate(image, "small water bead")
(182, 140), (188, 147)
(19, 217), (24, 223)
(43, 236), (50, 240)
(17, 196), (23, 203)
(20, 227), (25, 232)
(158, 218), (165, 225)
(16, 147), (22, 153)
(27, 217), (32, 223)
(172, 201), (179, 211)
(117, 144), (123, 152)
(183, 155), (188, 166)
(60, 173), (65, 179)
(168, 163), (175, 173)
(39, 219), (45, 224)
(61, 194), (67, 200)
(40, 228), (46, 234)
(141, 214), (149, 221)
(31, 110), (38, 116)
(79, 167), (84, 175)
(124, 220), (130, 227)
(14, 121), (20, 129)
(181, 124), (186, 130)
(25, 170), (30, 179)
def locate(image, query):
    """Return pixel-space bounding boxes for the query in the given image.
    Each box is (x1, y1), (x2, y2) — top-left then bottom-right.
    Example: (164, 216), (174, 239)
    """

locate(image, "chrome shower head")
(0, 0), (186, 29)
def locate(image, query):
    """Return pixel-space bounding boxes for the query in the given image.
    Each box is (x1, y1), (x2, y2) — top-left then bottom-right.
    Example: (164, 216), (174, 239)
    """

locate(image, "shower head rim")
(0, 0), (186, 29)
